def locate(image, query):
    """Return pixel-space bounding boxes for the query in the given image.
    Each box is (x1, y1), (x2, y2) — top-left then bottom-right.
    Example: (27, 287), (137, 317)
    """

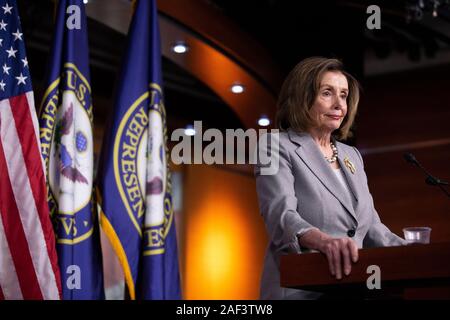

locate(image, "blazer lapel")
(335, 141), (360, 204)
(288, 130), (357, 223)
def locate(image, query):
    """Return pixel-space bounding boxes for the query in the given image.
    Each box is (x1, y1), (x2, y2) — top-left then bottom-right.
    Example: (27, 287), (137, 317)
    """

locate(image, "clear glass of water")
(403, 227), (432, 244)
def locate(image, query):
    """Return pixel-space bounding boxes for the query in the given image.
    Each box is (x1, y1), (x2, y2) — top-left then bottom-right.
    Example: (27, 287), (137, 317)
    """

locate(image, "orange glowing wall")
(179, 164), (268, 299)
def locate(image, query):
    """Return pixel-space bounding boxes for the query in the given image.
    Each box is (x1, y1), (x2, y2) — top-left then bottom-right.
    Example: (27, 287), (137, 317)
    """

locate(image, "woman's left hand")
(298, 229), (359, 279)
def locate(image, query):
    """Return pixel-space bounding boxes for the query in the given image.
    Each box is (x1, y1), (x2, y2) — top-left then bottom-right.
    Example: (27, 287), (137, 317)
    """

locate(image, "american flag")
(0, 0), (61, 299)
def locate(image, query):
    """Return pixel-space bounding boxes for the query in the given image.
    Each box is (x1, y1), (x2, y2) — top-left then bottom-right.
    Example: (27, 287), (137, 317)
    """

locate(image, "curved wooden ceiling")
(86, 0), (281, 129)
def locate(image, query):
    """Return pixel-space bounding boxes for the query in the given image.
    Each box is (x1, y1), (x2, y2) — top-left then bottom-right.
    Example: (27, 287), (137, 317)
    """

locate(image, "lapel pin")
(344, 156), (356, 174)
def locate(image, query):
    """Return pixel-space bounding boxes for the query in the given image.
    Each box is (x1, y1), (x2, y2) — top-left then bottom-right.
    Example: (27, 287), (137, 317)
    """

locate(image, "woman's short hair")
(276, 57), (360, 140)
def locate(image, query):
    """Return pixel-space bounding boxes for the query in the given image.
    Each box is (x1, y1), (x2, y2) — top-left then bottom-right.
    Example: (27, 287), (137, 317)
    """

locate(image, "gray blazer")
(254, 129), (406, 300)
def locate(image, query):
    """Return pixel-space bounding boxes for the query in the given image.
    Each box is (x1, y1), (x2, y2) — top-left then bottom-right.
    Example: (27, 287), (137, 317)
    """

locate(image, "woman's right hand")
(298, 229), (359, 280)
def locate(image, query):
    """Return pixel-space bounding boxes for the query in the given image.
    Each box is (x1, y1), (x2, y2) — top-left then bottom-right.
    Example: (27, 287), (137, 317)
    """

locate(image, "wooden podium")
(280, 242), (450, 299)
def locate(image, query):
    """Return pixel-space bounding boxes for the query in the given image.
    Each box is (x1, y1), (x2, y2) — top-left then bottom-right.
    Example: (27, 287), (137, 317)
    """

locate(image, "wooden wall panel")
(356, 65), (450, 243)
(180, 164), (268, 299)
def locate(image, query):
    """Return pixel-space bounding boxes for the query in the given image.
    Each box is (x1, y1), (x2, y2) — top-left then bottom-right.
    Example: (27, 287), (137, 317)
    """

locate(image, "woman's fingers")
(325, 250), (335, 277)
(340, 240), (352, 276)
(348, 239), (359, 263)
(332, 242), (342, 279)
(321, 237), (359, 280)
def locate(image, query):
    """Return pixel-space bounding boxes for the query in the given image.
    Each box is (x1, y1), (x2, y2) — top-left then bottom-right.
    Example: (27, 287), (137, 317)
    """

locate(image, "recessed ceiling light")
(172, 42), (188, 54)
(258, 116), (270, 127)
(83, 0), (88, 4)
(230, 83), (244, 94)
(184, 124), (195, 136)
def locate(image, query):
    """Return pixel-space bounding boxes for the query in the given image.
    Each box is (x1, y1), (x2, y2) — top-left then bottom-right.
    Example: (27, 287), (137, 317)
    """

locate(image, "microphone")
(425, 176), (449, 186)
(403, 152), (419, 166)
(403, 152), (450, 198)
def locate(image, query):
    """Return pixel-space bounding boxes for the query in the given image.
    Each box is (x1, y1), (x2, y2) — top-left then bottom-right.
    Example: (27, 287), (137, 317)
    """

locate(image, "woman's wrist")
(298, 228), (332, 252)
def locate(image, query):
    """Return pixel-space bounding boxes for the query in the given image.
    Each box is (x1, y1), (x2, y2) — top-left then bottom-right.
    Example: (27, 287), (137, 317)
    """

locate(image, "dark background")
(17, 0), (450, 241)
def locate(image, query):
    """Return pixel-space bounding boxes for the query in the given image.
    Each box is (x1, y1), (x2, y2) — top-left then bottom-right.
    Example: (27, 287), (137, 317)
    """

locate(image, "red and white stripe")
(0, 92), (61, 300)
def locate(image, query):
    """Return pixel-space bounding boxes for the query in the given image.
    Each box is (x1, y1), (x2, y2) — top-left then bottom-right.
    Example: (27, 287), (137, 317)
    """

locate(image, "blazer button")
(347, 229), (356, 238)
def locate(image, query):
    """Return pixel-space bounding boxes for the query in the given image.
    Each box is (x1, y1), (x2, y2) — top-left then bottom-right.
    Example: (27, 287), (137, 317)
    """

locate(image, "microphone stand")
(404, 153), (450, 199)
(425, 175), (450, 198)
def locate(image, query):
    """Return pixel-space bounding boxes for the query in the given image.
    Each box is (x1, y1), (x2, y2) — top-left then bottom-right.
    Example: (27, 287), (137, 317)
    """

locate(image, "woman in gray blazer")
(255, 57), (406, 299)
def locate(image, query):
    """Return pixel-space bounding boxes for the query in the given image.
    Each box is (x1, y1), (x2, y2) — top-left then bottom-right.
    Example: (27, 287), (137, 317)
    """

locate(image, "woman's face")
(310, 71), (348, 133)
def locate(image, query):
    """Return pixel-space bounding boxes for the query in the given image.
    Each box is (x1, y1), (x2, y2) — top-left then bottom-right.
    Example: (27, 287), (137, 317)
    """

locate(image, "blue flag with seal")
(97, 0), (181, 300)
(39, 0), (104, 299)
